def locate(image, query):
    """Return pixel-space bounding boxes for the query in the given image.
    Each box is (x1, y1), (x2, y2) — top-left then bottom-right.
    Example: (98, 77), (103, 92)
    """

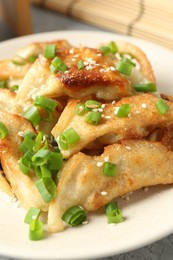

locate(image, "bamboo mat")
(32, 0), (173, 50)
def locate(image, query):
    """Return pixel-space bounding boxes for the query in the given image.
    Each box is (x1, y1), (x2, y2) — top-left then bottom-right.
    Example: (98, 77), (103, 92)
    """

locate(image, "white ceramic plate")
(0, 31), (173, 260)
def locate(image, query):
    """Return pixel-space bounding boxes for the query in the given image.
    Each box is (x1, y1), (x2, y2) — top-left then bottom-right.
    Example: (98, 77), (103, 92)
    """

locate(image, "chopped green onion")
(108, 41), (118, 54)
(29, 219), (44, 241)
(34, 96), (57, 113)
(11, 85), (19, 92)
(116, 104), (131, 117)
(37, 165), (52, 178)
(85, 111), (102, 125)
(32, 149), (51, 166)
(23, 150), (34, 164)
(85, 100), (101, 110)
(28, 55), (38, 63)
(12, 55), (26, 65)
(105, 201), (122, 224)
(74, 103), (86, 116)
(0, 80), (7, 89)
(35, 177), (56, 203)
(23, 106), (41, 127)
(133, 83), (157, 92)
(24, 207), (41, 224)
(78, 60), (84, 70)
(59, 127), (80, 150)
(50, 57), (68, 73)
(48, 152), (63, 171)
(116, 59), (134, 75)
(33, 132), (44, 152)
(20, 135), (35, 153)
(155, 98), (170, 114)
(22, 131), (36, 139)
(102, 162), (117, 177)
(62, 205), (87, 226)
(99, 41), (118, 55)
(19, 157), (31, 175)
(99, 46), (110, 55)
(44, 44), (57, 59)
(0, 122), (9, 139)
(122, 57), (136, 67)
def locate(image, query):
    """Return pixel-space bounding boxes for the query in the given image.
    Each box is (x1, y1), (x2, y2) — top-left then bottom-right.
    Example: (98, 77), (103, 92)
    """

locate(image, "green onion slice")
(0, 80), (7, 89)
(12, 55), (26, 65)
(85, 100), (101, 110)
(108, 41), (118, 54)
(24, 207), (41, 224)
(0, 122), (9, 139)
(32, 149), (51, 166)
(48, 152), (63, 171)
(29, 219), (44, 241)
(105, 201), (123, 224)
(23, 106), (41, 127)
(35, 177), (56, 203)
(155, 98), (170, 114)
(28, 55), (38, 63)
(50, 57), (68, 73)
(78, 60), (84, 70)
(133, 83), (157, 92)
(116, 60), (134, 75)
(99, 41), (118, 55)
(34, 96), (57, 112)
(44, 44), (57, 59)
(74, 103), (86, 116)
(19, 157), (31, 175)
(102, 162), (117, 177)
(62, 205), (87, 226)
(116, 104), (131, 117)
(84, 111), (102, 125)
(20, 135), (35, 153)
(11, 85), (19, 92)
(59, 127), (80, 150)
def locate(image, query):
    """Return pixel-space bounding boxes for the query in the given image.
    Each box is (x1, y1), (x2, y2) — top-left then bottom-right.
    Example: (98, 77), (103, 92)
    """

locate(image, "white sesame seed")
(18, 131), (24, 136)
(64, 70), (69, 74)
(97, 162), (103, 167)
(85, 65), (93, 71)
(125, 146), (131, 151)
(141, 103), (147, 108)
(92, 108), (98, 112)
(71, 58), (76, 61)
(100, 68), (105, 72)
(104, 116), (112, 119)
(69, 49), (74, 54)
(112, 101), (116, 104)
(110, 66), (116, 71)
(114, 107), (120, 115)
(101, 191), (108, 196)
(101, 104), (105, 108)
(104, 156), (109, 162)
(98, 108), (103, 112)
(97, 53), (102, 56)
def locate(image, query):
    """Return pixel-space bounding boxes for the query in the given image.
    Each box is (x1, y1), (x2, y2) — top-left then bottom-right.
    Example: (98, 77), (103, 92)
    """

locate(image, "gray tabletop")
(0, 4), (173, 260)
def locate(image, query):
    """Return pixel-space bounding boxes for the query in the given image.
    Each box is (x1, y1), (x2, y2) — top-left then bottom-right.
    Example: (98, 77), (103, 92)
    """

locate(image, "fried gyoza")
(0, 110), (48, 211)
(16, 46), (134, 103)
(0, 40), (72, 90)
(48, 140), (173, 232)
(52, 93), (173, 158)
